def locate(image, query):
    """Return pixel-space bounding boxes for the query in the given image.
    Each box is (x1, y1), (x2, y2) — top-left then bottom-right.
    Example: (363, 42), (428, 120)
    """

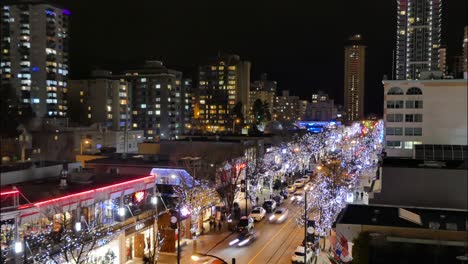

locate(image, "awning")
(145, 182), (154, 190)
(62, 202), (78, 212)
(81, 198), (95, 207)
(110, 190), (122, 199)
(123, 188), (135, 196)
(20, 212), (40, 225)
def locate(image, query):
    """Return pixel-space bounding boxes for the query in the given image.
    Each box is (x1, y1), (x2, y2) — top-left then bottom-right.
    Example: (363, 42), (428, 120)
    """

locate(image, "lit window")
(155, 84), (161, 89)
(141, 104), (147, 109)
(156, 110), (161, 115)
(133, 123), (138, 128)
(141, 78), (147, 82)
(88, 113), (92, 118)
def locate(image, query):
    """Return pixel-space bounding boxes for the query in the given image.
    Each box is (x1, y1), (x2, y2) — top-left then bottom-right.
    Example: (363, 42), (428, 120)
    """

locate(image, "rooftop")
(0, 161), (65, 173)
(337, 204), (467, 232)
(85, 156), (177, 167)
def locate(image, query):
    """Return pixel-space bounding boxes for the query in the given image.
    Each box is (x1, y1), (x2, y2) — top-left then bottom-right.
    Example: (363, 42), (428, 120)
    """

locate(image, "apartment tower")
(344, 34), (366, 121)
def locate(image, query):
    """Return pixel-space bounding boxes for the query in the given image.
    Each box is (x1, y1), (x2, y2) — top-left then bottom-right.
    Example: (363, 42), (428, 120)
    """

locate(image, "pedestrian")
(360, 192), (364, 200)
(355, 191), (359, 200)
(218, 221), (222, 231)
(256, 196), (259, 205)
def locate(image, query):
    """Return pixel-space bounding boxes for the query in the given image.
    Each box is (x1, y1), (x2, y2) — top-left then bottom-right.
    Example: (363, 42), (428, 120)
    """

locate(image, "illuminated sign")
(134, 191), (145, 203)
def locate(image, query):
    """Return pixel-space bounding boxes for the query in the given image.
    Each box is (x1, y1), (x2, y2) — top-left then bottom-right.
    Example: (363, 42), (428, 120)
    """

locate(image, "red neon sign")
(0, 190), (19, 196)
(33, 175), (154, 207)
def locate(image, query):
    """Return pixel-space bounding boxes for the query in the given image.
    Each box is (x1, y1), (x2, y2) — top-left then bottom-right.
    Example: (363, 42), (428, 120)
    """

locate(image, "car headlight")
(229, 239), (239, 246)
(291, 197), (295, 201)
(238, 238), (250, 246)
(269, 215), (275, 221)
(278, 215), (286, 221)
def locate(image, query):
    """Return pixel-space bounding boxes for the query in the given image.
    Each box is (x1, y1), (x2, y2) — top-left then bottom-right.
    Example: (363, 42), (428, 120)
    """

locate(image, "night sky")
(57, 0), (467, 116)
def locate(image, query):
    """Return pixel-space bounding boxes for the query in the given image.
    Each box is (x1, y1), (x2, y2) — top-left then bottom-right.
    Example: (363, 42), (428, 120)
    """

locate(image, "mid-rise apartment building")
(121, 61), (191, 140)
(69, 70), (132, 131)
(196, 54), (251, 132)
(1, 1), (70, 117)
(249, 73), (277, 122)
(273, 90), (302, 121)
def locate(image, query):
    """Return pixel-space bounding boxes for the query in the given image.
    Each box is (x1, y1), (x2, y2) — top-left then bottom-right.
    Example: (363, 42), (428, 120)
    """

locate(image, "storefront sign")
(125, 218), (154, 236)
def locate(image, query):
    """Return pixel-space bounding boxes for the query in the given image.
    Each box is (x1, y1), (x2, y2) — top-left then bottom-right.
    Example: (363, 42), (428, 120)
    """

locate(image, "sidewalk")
(158, 224), (234, 264)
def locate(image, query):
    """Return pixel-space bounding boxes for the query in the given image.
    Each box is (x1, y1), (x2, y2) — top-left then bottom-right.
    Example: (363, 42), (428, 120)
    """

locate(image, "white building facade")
(383, 79), (467, 157)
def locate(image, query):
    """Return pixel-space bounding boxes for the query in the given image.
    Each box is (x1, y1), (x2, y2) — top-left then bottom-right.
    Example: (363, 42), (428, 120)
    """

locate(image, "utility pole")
(177, 204), (181, 264)
(245, 165), (248, 216)
(304, 192), (308, 264)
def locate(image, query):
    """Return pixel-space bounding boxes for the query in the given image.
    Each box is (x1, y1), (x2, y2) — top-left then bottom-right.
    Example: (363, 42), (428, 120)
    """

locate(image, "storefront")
(125, 218), (155, 262)
(87, 237), (120, 264)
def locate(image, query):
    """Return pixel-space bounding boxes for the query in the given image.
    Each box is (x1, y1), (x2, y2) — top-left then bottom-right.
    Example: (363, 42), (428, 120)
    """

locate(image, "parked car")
(291, 246), (314, 264)
(304, 182), (313, 191)
(262, 199), (277, 213)
(249, 207), (266, 221)
(229, 230), (258, 247)
(236, 216), (254, 232)
(287, 185), (297, 193)
(268, 207), (289, 223)
(280, 189), (289, 199)
(272, 195), (284, 205)
(294, 179), (305, 188)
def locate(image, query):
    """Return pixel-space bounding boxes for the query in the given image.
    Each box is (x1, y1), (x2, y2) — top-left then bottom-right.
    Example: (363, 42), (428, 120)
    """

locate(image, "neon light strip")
(34, 175), (154, 207)
(0, 190), (19, 196)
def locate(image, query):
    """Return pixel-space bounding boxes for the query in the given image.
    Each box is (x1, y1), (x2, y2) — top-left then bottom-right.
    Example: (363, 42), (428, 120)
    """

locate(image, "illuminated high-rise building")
(344, 34), (366, 121)
(196, 54), (251, 132)
(395, 0), (442, 80)
(1, 0), (70, 118)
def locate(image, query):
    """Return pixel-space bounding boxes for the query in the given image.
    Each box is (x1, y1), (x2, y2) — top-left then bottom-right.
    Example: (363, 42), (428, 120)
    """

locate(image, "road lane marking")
(247, 216), (295, 264)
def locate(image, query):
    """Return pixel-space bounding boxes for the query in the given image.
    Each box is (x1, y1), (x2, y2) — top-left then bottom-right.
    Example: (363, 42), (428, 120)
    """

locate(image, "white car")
(291, 190), (304, 202)
(304, 182), (313, 191)
(287, 185), (297, 193)
(268, 207), (289, 223)
(291, 246), (314, 264)
(294, 179), (305, 188)
(249, 207), (266, 221)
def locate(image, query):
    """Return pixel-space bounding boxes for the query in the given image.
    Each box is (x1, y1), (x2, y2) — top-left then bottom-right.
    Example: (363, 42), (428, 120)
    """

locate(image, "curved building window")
(387, 87), (404, 95)
(406, 87), (422, 95)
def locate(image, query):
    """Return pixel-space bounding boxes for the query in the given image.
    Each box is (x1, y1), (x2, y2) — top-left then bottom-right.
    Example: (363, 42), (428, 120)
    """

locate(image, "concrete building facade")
(383, 79), (467, 157)
(304, 91), (338, 121)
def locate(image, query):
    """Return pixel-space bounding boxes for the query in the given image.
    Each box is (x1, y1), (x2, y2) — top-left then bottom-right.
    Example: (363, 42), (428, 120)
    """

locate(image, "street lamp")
(191, 253), (230, 264)
(80, 138), (91, 155)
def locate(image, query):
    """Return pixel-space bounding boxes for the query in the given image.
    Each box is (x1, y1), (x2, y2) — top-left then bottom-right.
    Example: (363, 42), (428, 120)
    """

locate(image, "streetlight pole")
(177, 204), (181, 264)
(304, 192), (307, 264)
(245, 165), (248, 216)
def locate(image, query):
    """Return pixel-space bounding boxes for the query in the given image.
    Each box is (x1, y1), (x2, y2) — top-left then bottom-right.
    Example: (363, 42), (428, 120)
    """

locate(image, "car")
(228, 230), (258, 247)
(262, 199), (277, 213)
(291, 246), (314, 264)
(272, 195), (284, 205)
(236, 216), (254, 232)
(291, 190), (304, 203)
(268, 207), (289, 223)
(287, 185), (296, 193)
(249, 207), (266, 221)
(302, 175), (310, 182)
(304, 182), (313, 191)
(294, 179), (305, 188)
(280, 189), (289, 199)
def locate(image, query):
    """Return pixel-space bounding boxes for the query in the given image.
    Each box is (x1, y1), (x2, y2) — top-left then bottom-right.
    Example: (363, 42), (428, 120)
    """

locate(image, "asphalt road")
(205, 196), (306, 264)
